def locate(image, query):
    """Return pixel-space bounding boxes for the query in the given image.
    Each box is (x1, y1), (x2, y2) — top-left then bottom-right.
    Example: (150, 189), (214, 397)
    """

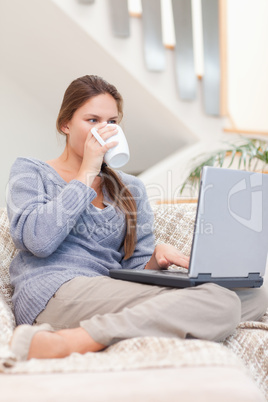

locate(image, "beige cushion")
(0, 209), (17, 363)
(0, 294), (16, 366)
(152, 203), (196, 257)
(224, 319), (268, 398)
(1, 368), (265, 402)
(1, 335), (245, 373)
(0, 208), (17, 308)
(1, 366), (265, 402)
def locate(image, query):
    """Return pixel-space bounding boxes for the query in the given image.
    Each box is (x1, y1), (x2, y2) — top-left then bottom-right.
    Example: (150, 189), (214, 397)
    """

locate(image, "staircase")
(50, 0), (227, 197)
(1, 0), (225, 165)
(0, 0), (229, 206)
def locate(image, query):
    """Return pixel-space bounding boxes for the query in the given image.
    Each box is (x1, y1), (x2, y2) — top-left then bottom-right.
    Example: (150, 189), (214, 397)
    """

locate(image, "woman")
(7, 75), (268, 360)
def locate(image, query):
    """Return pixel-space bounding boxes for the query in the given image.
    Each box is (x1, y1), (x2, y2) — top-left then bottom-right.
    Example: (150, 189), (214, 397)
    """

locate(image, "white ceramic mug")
(91, 124), (130, 168)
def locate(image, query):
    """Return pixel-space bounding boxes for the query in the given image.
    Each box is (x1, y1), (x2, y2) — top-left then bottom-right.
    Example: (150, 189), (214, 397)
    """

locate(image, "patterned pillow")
(224, 320), (268, 398)
(0, 208), (17, 308)
(0, 293), (16, 342)
(152, 203), (196, 257)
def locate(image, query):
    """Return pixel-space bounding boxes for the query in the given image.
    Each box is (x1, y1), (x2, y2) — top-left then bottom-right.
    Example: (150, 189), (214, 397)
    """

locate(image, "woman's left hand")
(145, 244), (190, 270)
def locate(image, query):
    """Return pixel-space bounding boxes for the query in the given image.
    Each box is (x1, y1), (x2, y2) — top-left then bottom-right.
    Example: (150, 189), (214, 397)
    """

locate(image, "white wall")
(0, 71), (64, 207)
(227, 0), (268, 131)
(139, 134), (250, 203)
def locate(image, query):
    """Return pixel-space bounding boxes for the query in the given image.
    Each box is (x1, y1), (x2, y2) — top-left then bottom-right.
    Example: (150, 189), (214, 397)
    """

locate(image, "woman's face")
(63, 93), (119, 158)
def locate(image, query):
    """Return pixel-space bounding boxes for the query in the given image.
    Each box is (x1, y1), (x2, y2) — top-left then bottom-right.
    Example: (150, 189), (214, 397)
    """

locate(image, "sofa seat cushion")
(2, 367), (267, 402)
(0, 333), (248, 374)
(0, 326), (266, 401)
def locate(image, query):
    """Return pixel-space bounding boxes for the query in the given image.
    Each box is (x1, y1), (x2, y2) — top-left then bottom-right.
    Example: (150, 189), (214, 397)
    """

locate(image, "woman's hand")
(145, 244), (190, 270)
(75, 122), (118, 186)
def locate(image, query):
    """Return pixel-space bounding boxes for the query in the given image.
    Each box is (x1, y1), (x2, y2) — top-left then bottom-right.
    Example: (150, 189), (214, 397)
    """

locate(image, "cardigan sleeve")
(120, 176), (155, 271)
(7, 158), (97, 258)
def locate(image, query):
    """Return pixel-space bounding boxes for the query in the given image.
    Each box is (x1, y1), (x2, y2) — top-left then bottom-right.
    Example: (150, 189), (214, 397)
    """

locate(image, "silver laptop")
(110, 166), (268, 288)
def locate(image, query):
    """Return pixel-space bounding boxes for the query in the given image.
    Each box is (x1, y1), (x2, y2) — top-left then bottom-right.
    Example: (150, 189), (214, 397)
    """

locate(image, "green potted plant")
(180, 138), (268, 195)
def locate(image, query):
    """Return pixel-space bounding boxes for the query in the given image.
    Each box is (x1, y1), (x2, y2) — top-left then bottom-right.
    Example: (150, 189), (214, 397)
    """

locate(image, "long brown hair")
(56, 75), (137, 259)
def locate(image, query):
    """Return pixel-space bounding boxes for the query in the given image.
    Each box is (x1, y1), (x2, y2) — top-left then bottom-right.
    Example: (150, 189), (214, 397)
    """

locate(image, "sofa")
(0, 203), (267, 402)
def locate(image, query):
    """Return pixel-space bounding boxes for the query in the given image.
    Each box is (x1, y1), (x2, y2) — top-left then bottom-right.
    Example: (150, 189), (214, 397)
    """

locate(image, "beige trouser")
(34, 276), (268, 345)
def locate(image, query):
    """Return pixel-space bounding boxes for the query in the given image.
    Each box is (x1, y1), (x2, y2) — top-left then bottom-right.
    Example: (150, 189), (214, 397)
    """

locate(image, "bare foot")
(27, 328), (105, 360)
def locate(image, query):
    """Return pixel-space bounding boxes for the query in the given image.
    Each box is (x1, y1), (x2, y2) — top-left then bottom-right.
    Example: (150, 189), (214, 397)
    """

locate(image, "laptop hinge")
(247, 273), (262, 280)
(195, 274), (212, 281)
(196, 273), (262, 280)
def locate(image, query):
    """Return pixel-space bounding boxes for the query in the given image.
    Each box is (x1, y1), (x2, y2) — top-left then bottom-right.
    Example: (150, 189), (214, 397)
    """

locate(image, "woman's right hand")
(75, 122), (118, 186)
(145, 244), (190, 270)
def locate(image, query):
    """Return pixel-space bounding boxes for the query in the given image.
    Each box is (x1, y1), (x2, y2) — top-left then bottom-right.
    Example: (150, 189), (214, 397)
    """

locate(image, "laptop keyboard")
(168, 266), (188, 272)
(157, 268), (189, 277)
